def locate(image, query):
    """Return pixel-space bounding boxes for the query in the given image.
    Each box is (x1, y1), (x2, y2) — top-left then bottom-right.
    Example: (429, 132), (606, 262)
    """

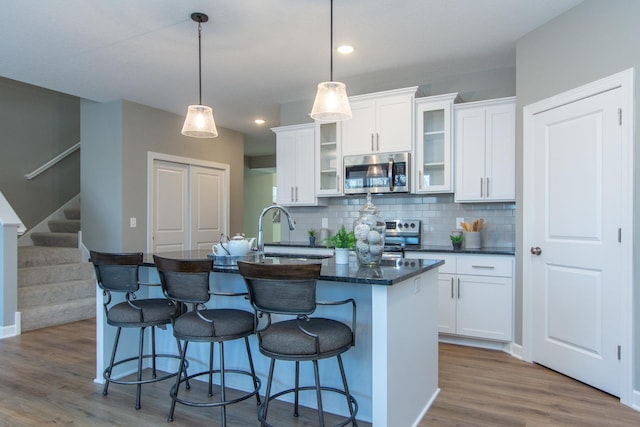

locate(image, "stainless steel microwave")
(343, 152), (410, 194)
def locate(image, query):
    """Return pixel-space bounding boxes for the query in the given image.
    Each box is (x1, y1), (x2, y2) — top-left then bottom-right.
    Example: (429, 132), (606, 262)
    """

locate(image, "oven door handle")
(388, 158), (395, 191)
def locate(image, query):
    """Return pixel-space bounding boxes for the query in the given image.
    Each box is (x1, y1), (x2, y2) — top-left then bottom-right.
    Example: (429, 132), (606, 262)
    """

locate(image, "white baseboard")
(439, 334), (512, 353)
(633, 389), (640, 411)
(510, 343), (524, 360)
(0, 312), (20, 339)
(412, 388), (440, 427)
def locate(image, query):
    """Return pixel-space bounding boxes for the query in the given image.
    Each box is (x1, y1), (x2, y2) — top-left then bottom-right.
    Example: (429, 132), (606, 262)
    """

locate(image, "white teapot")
(212, 234), (231, 256)
(227, 233), (257, 256)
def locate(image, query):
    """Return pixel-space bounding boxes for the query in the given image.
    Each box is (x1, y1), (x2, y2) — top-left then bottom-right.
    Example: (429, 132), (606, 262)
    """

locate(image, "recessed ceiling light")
(254, 119), (266, 125)
(337, 45), (355, 54)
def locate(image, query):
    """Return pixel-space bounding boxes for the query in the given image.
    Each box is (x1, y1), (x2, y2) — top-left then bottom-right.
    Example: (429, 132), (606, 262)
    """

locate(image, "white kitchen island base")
(95, 256), (441, 426)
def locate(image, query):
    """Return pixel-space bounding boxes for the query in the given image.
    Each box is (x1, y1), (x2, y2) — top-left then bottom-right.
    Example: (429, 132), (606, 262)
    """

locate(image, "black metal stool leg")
(313, 359), (325, 427)
(208, 342), (215, 397)
(151, 326), (157, 378)
(294, 361), (300, 417)
(337, 354), (358, 426)
(168, 340), (188, 422)
(261, 358), (276, 424)
(103, 326), (122, 396)
(135, 326), (145, 409)
(175, 335), (190, 389)
(219, 341), (227, 427)
(244, 336), (261, 406)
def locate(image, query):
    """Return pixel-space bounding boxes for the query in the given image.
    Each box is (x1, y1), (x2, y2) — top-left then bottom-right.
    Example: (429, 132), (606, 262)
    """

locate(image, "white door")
(151, 159), (228, 253)
(190, 165), (227, 251)
(152, 161), (189, 253)
(529, 87), (623, 396)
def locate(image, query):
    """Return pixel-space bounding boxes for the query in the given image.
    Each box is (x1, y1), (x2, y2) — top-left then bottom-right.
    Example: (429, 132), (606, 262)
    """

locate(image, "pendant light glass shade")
(182, 12), (218, 139)
(310, 81), (352, 121)
(310, 0), (351, 122)
(182, 104), (218, 137)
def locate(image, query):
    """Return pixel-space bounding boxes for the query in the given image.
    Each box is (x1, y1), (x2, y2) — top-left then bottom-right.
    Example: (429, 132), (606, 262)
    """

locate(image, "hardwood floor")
(0, 319), (639, 426)
(423, 343), (640, 426)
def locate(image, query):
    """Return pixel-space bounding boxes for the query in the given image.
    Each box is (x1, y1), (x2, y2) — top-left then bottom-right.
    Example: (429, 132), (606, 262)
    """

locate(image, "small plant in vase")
(450, 233), (463, 250)
(324, 225), (355, 264)
(308, 229), (317, 246)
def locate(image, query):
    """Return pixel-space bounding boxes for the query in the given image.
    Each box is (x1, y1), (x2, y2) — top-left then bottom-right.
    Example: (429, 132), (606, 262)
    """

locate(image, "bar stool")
(90, 250), (184, 410)
(153, 255), (261, 426)
(237, 261), (358, 427)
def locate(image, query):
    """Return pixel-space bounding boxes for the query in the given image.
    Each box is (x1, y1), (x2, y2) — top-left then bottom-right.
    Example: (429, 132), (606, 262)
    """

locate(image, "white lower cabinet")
(406, 252), (513, 341)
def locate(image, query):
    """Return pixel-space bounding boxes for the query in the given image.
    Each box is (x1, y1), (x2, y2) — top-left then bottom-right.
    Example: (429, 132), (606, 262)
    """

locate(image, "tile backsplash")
(280, 193), (515, 248)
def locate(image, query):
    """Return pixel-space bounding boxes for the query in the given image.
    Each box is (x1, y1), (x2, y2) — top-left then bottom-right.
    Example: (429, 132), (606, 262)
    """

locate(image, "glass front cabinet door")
(414, 93), (461, 193)
(315, 121), (343, 196)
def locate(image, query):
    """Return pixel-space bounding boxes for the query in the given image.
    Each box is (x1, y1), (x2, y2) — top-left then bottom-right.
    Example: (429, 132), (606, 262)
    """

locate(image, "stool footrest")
(103, 353), (184, 386)
(259, 386), (358, 427)
(169, 368), (261, 408)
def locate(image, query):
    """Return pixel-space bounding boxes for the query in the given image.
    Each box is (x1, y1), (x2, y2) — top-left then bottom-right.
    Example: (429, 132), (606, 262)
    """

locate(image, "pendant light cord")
(197, 20), (203, 105)
(330, 0), (334, 81)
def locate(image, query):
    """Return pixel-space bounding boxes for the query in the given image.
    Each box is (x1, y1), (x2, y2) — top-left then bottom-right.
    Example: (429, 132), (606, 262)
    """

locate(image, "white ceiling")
(0, 0), (582, 156)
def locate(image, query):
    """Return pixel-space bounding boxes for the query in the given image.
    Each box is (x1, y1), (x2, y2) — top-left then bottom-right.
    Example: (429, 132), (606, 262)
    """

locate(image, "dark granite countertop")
(144, 249), (444, 286)
(404, 245), (515, 256)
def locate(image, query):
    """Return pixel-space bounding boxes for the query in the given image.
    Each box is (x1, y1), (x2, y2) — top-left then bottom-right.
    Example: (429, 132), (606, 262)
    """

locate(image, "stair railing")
(24, 142), (80, 180)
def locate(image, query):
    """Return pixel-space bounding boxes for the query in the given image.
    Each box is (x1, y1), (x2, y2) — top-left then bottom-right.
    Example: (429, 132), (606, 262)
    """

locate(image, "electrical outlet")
(456, 217), (464, 229)
(322, 218), (328, 228)
(130, 217), (137, 228)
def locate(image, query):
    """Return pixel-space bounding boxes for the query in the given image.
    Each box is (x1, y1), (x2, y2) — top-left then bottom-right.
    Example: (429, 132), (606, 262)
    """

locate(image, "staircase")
(17, 207), (96, 332)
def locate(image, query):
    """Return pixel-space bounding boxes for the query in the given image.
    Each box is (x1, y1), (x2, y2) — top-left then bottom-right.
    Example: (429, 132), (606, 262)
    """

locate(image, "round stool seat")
(107, 298), (177, 327)
(173, 308), (255, 342)
(260, 318), (353, 360)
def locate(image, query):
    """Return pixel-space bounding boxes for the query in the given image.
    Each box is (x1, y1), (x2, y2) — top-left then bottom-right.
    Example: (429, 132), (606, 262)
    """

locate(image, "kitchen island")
(95, 250), (443, 426)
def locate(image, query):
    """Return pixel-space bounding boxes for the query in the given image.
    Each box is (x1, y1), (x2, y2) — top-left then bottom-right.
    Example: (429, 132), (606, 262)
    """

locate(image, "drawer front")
(457, 255), (513, 277)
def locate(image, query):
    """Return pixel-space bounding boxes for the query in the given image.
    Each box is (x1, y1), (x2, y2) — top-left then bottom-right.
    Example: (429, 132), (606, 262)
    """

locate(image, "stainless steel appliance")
(343, 152), (410, 194)
(382, 219), (421, 259)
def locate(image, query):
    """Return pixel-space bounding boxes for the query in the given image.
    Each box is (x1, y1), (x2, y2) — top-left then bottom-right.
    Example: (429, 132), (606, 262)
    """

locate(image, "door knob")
(530, 246), (542, 256)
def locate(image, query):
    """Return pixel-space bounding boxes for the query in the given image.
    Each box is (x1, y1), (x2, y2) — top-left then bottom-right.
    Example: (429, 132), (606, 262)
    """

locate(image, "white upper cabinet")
(413, 93), (461, 194)
(273, 124), (325, 206)
(341, 87), (419, 156)
(315, 121), (342, 196)
(454, 97), (516, 202)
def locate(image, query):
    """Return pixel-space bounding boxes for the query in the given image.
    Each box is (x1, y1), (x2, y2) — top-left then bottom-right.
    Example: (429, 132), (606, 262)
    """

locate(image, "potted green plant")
(308, 229), (317, 246)
(324, 225), (355, 264)
(450, 233), (463, 250)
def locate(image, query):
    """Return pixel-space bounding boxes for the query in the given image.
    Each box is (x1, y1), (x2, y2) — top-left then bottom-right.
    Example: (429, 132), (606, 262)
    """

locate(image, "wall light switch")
(130, 217), (137, 228)
(322, 218), (329, 228)
(456, 217), (464, 229)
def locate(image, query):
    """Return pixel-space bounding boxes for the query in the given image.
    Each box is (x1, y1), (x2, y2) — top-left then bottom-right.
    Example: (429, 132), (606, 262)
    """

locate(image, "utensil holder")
(463, 231), (481, 249)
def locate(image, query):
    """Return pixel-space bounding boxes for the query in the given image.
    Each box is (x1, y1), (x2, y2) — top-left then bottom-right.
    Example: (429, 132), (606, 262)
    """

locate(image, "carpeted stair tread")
(20, 297), (95, 332)
(48, 219), (81, 233)
(64, 207), (80, 220)
(18, 279), (96, 309)
(30, 232), (78, 248)
(19, 263), (95, 287)
(18, 246), (82, 268)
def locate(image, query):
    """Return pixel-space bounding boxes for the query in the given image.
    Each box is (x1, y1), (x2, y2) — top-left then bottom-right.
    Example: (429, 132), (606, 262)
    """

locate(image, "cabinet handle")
(376, 133), (380, 151)
(371, 133), (374, 152)
(290, 186), (294, 202)
(457, 278), (461, 299)
(471, 265), (495, 269)
(486, 177), (490, 198)
(480, 177), (483, 198)
(295, 186), (299, 202)
(419, 170), (423, 189)
(450, 277), (454, 299)
(336, 175), (340, 192)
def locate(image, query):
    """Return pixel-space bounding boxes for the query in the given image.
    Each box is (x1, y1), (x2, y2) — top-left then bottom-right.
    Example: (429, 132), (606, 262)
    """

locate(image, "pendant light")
(182, 12), (218, 138)
(310, 0), (352, 122)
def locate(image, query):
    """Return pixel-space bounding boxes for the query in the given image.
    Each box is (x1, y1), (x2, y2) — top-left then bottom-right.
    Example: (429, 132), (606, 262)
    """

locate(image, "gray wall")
(82, 99), (245, 253)
(515, 0), (640, 388)
(0, 78), (80, 229)
(280, 66), (516, 126)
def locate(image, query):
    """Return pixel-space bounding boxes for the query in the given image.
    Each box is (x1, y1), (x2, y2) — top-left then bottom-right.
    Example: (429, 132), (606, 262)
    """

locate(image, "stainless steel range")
(383, 219), (421, 254)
